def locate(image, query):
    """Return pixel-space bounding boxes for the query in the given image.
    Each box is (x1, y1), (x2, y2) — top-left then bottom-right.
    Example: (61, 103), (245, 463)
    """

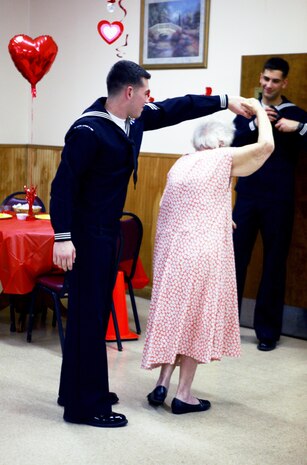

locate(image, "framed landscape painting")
(139, 0), (210, 69)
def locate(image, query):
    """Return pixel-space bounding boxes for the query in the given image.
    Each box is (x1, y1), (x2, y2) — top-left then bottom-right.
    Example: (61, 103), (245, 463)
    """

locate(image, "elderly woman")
(141, 98), (274, 415)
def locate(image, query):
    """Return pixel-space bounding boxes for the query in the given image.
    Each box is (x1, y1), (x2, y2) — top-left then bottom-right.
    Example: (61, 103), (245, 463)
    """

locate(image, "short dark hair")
(263, 57), (290, 78)
(106, 60), (151, 96)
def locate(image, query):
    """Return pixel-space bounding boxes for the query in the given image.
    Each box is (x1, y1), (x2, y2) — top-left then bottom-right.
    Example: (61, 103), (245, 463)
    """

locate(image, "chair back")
(1, 191), (46, 212)
(118, 212), (143, 280)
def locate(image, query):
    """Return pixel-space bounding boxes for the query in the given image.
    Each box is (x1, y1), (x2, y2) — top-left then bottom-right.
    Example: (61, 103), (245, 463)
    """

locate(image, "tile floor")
(0, 298), (306, 465)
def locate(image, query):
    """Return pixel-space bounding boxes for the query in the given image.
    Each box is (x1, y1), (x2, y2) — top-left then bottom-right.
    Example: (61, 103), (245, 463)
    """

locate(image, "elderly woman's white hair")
(192, 117), (235, 151)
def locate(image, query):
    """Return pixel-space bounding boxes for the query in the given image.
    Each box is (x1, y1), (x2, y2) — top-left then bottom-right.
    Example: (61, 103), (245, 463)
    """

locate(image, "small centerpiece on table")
(24, 184), (37, 220)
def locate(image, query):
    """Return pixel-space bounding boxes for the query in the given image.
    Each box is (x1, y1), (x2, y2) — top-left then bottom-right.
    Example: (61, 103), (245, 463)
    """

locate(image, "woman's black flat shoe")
(171, 397), (211, 415)
(147, 385), (168, 406)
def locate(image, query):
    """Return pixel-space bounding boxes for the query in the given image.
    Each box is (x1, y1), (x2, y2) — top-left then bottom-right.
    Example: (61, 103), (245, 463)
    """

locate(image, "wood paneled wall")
(0, 145), (176, 286)
(0, 145), (28, 199)
(1, 144), (306, 308)
(0, 145), (62, 210)
(124, 152), (178, 286)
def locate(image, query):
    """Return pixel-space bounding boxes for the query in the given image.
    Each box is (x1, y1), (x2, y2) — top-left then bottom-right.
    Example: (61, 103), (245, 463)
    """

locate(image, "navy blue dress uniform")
(50, 94), (229, 421)
(232, 96), (307, 343)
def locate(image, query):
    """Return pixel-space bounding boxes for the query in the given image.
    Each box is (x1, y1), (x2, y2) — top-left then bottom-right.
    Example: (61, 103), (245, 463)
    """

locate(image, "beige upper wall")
(0, 0), (30, 142)
(0, 0), (306, 152)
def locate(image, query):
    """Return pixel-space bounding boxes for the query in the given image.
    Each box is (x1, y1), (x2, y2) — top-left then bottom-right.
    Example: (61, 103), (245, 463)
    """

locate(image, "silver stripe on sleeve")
(220, 95), (227, 108)
(299, 123), (307, 136)
(54, 232), (71, 241)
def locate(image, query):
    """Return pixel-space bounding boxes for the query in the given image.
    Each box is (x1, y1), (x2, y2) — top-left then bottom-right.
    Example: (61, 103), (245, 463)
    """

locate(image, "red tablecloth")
(0, 216), (55, 294)
(0, 216), (149, 295)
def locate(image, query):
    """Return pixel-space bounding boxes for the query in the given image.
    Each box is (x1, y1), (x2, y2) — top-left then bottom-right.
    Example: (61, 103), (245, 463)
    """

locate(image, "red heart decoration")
(8, 34), (58, 97)
(97, 20), (124, 45)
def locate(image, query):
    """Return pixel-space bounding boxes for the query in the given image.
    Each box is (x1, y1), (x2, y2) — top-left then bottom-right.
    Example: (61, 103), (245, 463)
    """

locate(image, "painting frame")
(139, 0), (210, 69)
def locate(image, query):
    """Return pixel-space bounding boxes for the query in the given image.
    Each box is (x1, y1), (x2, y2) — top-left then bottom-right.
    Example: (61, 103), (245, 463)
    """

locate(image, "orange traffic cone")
(106, 270), (139, 341)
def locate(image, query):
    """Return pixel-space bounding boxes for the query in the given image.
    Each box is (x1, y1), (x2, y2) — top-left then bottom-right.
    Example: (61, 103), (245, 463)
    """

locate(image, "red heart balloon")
(97, 20), (124, 45)
(8, 35), (58, 97)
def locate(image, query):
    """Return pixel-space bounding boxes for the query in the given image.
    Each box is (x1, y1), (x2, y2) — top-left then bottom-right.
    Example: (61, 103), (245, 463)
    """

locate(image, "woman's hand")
(228, 96), (254, 118)
(241, 98), (262, 116)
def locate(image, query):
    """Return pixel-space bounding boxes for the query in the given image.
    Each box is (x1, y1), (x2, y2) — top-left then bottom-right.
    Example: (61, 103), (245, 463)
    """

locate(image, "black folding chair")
(27, 273), (67, 352)
(118, 211), (144, 334)
(26, 232), (124, 352)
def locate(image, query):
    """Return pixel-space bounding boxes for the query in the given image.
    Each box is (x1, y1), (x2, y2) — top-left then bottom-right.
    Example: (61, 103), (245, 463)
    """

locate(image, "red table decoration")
(24, 184), (37, 220)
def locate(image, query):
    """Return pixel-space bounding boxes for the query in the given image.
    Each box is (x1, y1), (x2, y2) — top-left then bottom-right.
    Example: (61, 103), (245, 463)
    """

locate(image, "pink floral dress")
(141, 148), (241, 370)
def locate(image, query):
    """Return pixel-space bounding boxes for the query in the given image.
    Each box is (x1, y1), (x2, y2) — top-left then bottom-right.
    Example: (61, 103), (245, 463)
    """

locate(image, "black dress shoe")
(58, 391), (119, 407)
(63, 411), (128, 428)
(147, 385), (168, 406)
(171, 397), (211, 415)
(257, 340), (277, 351)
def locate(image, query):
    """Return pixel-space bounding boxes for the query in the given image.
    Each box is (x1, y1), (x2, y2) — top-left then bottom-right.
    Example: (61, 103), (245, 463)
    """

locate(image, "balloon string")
(30, 95), (34, 184)
(116, 34), (128, 58)
(31, 95), (34, 145)
(118, 0), (127, 21)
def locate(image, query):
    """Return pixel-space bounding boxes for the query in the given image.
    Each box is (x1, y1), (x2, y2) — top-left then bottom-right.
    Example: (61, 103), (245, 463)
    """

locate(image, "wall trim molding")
(240, 298), (307, 340)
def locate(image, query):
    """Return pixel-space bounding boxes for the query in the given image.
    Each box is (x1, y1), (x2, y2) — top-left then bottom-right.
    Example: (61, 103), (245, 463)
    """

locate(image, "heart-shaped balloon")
(97, 20), (124, 45)
(8, 35), (58, 97)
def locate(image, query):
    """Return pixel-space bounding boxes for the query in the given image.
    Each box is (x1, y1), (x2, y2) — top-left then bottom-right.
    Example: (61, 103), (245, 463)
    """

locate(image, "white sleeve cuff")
(220, 95), (227, 109)
(299, 123), (307, 136)
(54, 232), (71, 241)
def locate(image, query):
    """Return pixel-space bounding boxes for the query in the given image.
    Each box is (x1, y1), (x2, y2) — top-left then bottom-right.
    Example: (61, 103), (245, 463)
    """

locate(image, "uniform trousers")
(58, 222), (119, 419)
(233, 194), (294, 342)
